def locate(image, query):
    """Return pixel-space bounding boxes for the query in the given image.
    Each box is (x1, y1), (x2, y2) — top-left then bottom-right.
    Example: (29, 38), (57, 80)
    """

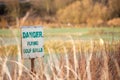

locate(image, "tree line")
(0, 0), (120, 27)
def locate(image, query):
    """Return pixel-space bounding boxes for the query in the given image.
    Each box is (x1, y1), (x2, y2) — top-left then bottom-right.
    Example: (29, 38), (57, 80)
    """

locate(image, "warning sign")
(21, 26), (44, 58)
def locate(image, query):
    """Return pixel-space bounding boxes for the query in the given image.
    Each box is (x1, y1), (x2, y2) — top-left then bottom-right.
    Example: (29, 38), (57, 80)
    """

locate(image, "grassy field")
(0, 27), (120, 80)
(0, 27), (120, 40)
(0, 27), (120, 47)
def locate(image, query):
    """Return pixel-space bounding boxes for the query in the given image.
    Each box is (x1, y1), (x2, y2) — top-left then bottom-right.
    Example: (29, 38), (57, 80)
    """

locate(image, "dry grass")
(0, 4), (120, 80)
(107, 18), (120, 26)
(0, 15), (120, 79)
(0, 37), (120, 80)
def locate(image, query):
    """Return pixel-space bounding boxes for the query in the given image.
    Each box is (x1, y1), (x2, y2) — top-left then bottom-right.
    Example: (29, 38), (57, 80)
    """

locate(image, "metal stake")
(31, 58), (35, 73)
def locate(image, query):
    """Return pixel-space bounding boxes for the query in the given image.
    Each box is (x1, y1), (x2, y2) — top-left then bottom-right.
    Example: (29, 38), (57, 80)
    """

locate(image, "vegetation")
(57, 0), (120, 25)
(0, 0), (120, 80)
(0, 27), (120, 40)
(0, 27), (120, 79)
(0, 0), (120, 28)
(0, 38), (120, 80)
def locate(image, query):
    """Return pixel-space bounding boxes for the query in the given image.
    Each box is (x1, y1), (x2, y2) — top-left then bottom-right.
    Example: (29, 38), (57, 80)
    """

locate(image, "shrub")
(57, 0), (108, 25)
(57, 1), (82, 24)
(107, 18), (120, 26)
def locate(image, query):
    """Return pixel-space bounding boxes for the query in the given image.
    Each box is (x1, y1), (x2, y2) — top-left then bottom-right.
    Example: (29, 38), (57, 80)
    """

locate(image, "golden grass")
(0, 39), (120, 80)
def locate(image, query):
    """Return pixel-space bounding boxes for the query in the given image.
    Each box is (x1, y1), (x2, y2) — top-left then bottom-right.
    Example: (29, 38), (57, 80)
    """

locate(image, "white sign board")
(21, 26), (44, 58)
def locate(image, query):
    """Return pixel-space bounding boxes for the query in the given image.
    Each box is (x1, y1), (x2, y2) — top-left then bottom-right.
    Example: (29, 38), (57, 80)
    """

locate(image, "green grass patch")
(0, 27), (120, 40)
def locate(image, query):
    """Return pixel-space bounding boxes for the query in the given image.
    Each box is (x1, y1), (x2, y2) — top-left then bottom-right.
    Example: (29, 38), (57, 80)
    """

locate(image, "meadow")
(0, 27), (120, 80)
(0, 27), (120, 41)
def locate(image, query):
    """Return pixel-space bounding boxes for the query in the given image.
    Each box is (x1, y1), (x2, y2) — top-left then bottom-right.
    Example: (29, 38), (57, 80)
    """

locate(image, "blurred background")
(0, 0), (120, 28)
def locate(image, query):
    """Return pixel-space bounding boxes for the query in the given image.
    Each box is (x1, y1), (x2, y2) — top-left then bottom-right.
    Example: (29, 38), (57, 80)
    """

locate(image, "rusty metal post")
(31, 58), (35, 73)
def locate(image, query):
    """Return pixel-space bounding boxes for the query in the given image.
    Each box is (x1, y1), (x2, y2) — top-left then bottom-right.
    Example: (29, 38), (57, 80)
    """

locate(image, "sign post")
(21, 26), (44, 73)
(31, 58), (35, 73)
